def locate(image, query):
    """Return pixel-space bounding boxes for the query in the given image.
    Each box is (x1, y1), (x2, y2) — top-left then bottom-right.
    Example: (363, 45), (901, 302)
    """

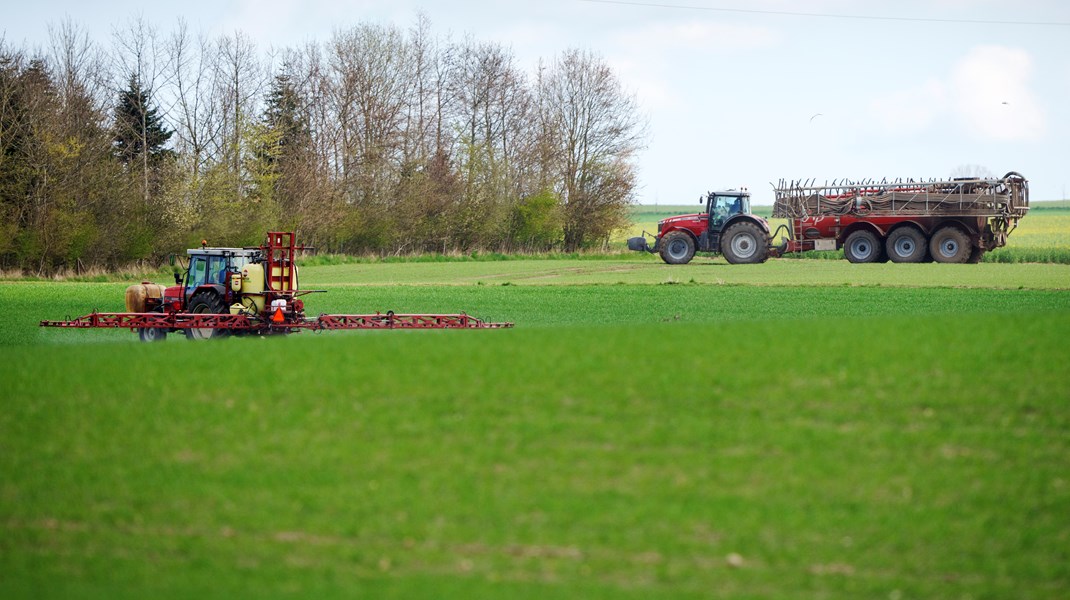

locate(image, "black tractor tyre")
(843, 230), (883, 264)
(138, 325), (168, 342)
(929, 226), (972, 264)
(185, 291), (230, 340)
(966, 246), (985, 264)
(885, 227), (929, 263)
(138, 306), (170, 342)
(659, 231), (696, 265)
(721, 221), (769, 264)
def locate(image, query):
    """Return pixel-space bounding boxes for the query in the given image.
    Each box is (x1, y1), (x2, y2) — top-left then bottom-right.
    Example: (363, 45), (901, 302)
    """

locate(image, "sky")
(4, 0), (1069, 204)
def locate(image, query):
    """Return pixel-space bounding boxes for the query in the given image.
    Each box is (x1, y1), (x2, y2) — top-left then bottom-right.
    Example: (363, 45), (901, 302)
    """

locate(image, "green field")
(2, 257), (1069, 599)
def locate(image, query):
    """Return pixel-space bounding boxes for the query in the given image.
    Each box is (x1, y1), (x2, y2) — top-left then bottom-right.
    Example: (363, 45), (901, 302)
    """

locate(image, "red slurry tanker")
(41, 232), (512, 341)
(629, 172), (1029, 264)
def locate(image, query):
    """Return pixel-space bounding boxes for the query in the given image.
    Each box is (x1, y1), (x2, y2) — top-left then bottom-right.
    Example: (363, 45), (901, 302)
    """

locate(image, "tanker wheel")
(885, 227), (928, 263)
(185, 291), (230, 340)
(966, 247), (985, 264)
(843, 230), (882, 263)
(722, 222), (769, 264)
(659, 231), (696, 264)
(929, 226), (971, 264)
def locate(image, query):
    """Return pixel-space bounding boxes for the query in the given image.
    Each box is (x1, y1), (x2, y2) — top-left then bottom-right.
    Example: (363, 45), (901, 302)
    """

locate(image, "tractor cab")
(183, 247), (260, 298)
(705, 190), (749, 231)
(627, 187), (770, 265)
(163, 246), (264, 318)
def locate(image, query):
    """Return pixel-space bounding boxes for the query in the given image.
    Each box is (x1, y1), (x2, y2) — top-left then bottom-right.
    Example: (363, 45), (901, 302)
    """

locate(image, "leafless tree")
(214, 30), (263, 200)
(165, 20), (220, 182)
(328, 23), (413, 206)
(539, 49), (645, 250)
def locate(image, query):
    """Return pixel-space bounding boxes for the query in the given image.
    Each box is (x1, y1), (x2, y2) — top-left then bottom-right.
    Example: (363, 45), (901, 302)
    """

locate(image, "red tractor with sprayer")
(41, 232), (512, 341)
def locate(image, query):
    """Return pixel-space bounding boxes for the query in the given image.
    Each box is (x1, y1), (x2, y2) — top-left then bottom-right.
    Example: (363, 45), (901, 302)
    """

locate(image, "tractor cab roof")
(186, 247), (262, 258)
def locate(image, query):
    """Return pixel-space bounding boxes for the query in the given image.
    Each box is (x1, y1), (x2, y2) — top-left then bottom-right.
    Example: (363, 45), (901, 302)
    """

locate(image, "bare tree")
(214, 30), (263, 200)
(328, 24), (413, 206)
(539, 49), (645, 250)
(165, 20), (220, 182)
(445, 39), (534, 248)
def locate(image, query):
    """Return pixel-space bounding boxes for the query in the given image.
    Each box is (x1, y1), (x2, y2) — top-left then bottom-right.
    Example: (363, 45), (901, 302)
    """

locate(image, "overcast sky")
(4, 0), (1069, 204)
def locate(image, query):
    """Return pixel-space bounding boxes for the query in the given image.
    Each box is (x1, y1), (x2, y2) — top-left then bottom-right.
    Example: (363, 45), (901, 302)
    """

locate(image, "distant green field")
(2, 259), (1069, 598)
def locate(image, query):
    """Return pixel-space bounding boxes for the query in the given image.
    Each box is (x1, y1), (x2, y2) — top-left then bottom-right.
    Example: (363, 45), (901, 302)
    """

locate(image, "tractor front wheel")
(659, 231), (696, 265)
(185, 291), (230, 340)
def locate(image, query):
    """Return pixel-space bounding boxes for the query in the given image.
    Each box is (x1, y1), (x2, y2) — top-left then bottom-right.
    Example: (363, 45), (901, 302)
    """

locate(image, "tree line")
(0, 17), (645, 273)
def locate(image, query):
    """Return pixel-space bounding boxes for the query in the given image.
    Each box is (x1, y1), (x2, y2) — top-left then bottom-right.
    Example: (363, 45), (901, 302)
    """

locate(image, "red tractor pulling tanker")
(628, 171), (1029, 264)
(41, 231), (512, 341)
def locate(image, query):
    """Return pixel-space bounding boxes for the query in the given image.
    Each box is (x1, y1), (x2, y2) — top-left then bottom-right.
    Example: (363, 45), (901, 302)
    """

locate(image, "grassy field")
(2, 258), (1069, 599)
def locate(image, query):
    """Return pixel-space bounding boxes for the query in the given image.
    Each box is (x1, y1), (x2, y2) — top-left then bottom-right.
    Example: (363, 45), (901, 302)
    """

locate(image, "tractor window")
(712, 196), (743, 225)
(207, 256), (228, 285)
(188, 256), (207, 290)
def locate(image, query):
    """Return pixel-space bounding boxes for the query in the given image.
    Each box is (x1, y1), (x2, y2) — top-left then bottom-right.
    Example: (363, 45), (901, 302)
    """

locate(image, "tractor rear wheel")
(659, 231), (696, 264)
(886, 227), (928, 263)
(722, 222), (769, 264)
(185, 291), (230, 340)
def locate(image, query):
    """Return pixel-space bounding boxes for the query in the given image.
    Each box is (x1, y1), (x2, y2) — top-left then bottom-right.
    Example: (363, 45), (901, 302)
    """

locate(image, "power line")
(577, 0), (1070, 27)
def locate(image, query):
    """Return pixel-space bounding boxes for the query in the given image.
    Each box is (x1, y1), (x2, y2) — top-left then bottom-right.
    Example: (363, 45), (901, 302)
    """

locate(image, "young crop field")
(2, 251), (1069, 599)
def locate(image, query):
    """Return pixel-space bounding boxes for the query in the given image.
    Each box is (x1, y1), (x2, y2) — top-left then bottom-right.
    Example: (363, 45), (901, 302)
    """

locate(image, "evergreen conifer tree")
(112, 74), (172, 164)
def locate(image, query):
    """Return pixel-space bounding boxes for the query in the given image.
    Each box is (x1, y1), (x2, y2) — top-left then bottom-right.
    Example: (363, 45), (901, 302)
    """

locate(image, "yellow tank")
(270, 264), (293, 291)
(240, 263), (266, 314)
(124, 283), (167, 313)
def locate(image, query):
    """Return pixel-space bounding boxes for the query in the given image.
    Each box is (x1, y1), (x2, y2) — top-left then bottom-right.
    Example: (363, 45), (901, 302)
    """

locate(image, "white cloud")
(868, 45), (1045, 142)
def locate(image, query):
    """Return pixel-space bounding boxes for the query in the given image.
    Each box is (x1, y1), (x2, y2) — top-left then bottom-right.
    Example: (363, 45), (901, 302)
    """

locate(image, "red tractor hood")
(659, 213), (707, 233)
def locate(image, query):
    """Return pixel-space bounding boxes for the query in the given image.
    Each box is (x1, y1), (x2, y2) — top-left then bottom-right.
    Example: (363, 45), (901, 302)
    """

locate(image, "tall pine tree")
(112, 73), (175, 261)
(252, 72), (313, 226)
(113, 74), (172, 164)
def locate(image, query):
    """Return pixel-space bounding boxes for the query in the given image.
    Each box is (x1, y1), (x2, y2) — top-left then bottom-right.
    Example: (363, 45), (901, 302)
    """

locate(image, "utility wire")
(578, 0), (1070, 27)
